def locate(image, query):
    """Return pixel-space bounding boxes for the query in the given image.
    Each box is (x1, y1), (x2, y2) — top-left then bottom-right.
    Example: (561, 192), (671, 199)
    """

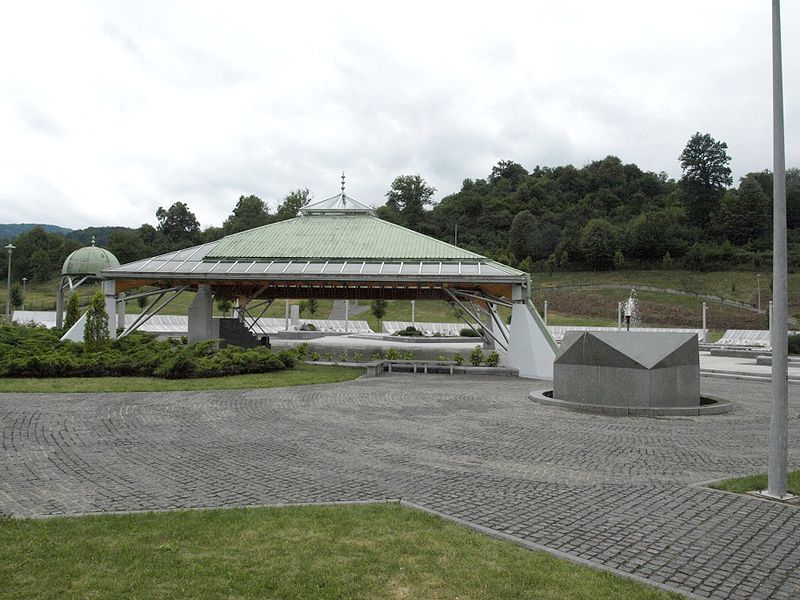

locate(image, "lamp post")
(767, 0), (789, 499)
(4, 243), (14, 321)
(21, 277), (27, 310)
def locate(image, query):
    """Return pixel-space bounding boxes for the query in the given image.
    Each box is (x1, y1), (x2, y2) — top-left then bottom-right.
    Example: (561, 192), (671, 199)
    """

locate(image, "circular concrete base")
(529, 389), (733, 416)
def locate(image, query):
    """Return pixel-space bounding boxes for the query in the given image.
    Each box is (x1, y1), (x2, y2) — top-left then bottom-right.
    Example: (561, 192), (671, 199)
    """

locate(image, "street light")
(21, 277), (27, 310)
(767, 0), (789, 500)
(4, 243), (14, 321)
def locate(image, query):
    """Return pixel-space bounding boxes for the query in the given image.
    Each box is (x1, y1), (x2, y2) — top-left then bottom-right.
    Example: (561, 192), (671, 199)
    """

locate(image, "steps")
(215, 317), (268, 349)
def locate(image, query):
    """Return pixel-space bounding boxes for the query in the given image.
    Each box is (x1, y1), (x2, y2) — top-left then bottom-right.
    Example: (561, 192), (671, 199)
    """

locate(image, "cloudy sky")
(0, 1), (797, 230)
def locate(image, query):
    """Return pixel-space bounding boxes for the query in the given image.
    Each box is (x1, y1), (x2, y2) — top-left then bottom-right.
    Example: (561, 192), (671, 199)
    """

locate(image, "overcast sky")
(0, 1), (797, 230)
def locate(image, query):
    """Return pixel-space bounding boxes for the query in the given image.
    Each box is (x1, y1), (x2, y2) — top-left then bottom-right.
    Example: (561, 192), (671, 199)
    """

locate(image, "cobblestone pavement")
(2, 376), (799, 598)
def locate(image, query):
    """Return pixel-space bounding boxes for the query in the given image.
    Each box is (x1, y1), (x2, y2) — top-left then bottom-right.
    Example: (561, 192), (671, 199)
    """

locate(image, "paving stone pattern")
(1, 377), (799, 598)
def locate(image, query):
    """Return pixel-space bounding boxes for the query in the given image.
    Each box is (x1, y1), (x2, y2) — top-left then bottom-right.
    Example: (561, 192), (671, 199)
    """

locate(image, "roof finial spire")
(341, 172), (346, 195)
(91, 235), (96, 246)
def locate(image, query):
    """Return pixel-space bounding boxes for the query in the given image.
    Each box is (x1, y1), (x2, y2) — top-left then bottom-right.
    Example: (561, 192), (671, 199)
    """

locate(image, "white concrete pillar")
(618, 301), (623, 329)
(411, 300), (416, 327)
(543, 300), (548, 326)
(285, 299), (290, 331)
(188, 284), (214, 343)
(102, 280), (117, 340)
(506, 284), (557, 380)
(702, 302), (708, 344)
(345, 299), (350, 332)
(117, 291), (126, 332)
(290, 304), (300, 328)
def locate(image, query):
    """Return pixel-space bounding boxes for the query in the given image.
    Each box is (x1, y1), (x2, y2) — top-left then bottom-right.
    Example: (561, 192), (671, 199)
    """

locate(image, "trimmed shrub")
(486, 351), (500, 367)
(454, 353), (464, 366)
(789, 335), (800, 355)
(386, 348), (401, 360)
(470, 345), (484, 366)
(395, 326), (423, 337)
(459, 327), (479, 337)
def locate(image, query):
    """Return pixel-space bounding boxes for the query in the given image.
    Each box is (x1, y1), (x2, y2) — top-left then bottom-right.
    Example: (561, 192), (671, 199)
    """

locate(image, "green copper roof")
(205, 214), (485, 261)
(62, 243), (120, 276)
(300, 193), (374, 215)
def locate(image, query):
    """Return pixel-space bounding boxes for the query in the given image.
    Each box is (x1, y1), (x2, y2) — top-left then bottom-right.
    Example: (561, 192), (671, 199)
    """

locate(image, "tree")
(9, 284), (22, 308)
(276, 188), (311, 221)
(83, 290), (109, 351)
(370, 299), (388, 327)
(306, 297), (318, 315)
(65, 292), (81, 329)
(156, 202), (200, 245)
(578, 218), (616, 270)
(715, 178), (770, 246)
(216, 298), (233, 316)
(222, 195), (270, 235)
(509, 210), (537, 262)
(679, 132), (732, 227)
(29, 249), (54, 283)
(108, 230), (148, 264)
(385, 175), (435, 228)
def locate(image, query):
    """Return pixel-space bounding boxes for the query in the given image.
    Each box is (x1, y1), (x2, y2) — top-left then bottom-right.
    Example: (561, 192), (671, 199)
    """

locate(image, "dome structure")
(62, 237), (120, 277)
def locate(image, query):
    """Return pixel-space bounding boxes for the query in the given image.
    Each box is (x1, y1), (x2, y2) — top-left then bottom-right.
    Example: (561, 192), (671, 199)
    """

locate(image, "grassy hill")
(14, 270), (788, 335)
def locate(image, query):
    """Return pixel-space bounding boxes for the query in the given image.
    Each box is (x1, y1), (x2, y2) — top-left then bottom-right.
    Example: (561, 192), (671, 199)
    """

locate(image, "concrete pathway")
(328, 299), (371, 320)
(1, 377), (799, 598)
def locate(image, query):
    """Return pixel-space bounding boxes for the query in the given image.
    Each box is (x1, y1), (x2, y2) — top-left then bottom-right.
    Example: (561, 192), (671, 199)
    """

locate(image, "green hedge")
(0, 324), (297, 379)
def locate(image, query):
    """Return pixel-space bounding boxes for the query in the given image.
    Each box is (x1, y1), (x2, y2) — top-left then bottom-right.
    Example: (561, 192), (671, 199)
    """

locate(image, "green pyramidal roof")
(205, 214), (484, 261)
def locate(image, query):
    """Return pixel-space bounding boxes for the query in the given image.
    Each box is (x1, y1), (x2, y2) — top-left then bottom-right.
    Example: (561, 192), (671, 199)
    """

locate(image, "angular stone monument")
(553, 331), (700, 408)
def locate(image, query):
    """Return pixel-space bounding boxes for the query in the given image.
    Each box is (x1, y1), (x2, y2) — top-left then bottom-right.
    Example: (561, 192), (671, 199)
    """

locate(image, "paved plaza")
(1, 376), (799, 598)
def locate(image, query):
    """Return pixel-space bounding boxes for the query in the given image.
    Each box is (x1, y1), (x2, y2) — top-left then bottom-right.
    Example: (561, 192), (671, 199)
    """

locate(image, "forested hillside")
(2, 133), (798, 287)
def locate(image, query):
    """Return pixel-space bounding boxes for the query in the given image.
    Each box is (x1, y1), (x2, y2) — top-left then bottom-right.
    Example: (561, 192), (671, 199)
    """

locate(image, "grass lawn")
(0, 363), (364, 393)
(709, 470), (800, 496)
(0, 503), (677, 600)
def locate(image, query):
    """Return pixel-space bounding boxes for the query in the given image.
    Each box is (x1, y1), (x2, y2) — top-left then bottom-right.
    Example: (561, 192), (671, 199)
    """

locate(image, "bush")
(370, 351), (382, 361)
(311, 352), (320, 361)
(353, 352), (362, 362)
(395, 326), (423, 337)
(486, 351), (500, 367)
(295, 342), (309, 359)
(386, 348), (401, 360)
(300, 323), (317, 331)
(402, 350), (414, 360)
(460, 327), (479, 337)
(339, 351), (349, 362)
(470, 345), (484, 366)
(789, 335), (800, 355)
(0, 324), (295, 380)
(454, 353), (464, 366)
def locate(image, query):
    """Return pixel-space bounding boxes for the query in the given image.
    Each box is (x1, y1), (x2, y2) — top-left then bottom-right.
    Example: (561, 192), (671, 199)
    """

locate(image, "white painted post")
(411, 300), (416, 327)
(285, 299), (289, 331)
(102, 280), (117, 339)
(345, 299), (349, 332)
(617, 302), (622, 329)
(543, 300), (548, 326)
(702, 302), (708, 344)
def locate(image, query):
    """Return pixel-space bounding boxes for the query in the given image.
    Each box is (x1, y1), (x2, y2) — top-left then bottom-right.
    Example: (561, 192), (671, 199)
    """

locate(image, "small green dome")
(62, 239), (120, 277)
